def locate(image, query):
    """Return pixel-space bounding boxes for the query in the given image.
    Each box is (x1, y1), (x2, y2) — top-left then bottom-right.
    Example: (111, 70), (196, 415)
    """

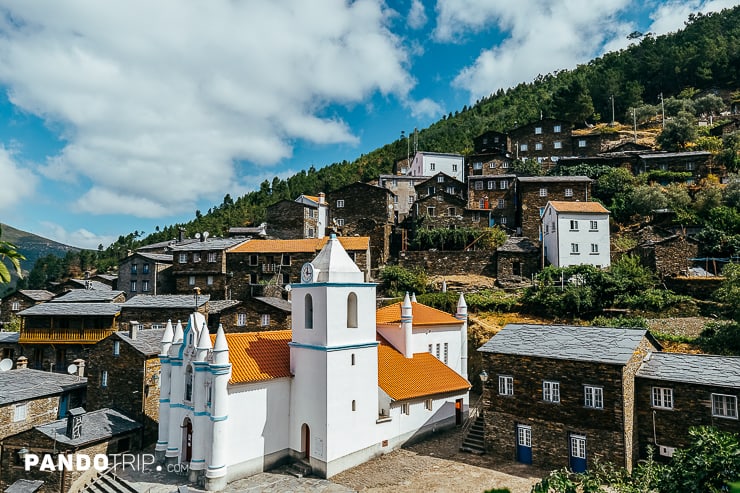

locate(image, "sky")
(0, 0), (737, 250)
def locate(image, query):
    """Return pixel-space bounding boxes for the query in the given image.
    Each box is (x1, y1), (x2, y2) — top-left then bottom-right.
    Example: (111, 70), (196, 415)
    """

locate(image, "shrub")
(379, 265), (429, 297)
(590, 315), (648, 329)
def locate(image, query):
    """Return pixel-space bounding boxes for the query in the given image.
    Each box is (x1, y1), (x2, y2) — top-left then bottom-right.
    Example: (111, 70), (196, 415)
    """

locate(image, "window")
(500, 216), (507, 225)
(578, 139), (587, 148)
(402, 402), (410, 415)
(426, 207), (436, 216)
(570, 220), (579, 231)
(188, 276), (195, 286)
(545, 224), (549, 234)
(473, 162), (482, 170)
(435, 343), (441, 360)
(249, 254), (258, 266)
(207, 276), (214, 285)
(347, 292), (358, 328)
(429, 163), (435, 171)
(518, 425), (532, 447)
(131, 264), (137, 274)
(352, 400), (356, 411)
(553, 124), (561, 133)
(452, 164), (458, 172)
(425, 399), (433, 410)
(179, 253), (187, 263)
(447, 207), (457, 216)
(497, 199), (505, 209)
(13, 402), (27, 422)
(543, 381), (560, 403)
(130, 281), (137, 292)
(101, 371), (108, 388)
(193, 253), (201, 262)
(554, 141), (562, 149)
(11, 301), (20, 311)
(446, 186), (455, 194)
(472, 212), (480, 222)
(260, 314), (270, 327)
(428, 344), (433, 354)
(336, 199), (345, 208)
(584, 385), (603, 409)
(589, 220), (598, 231)
(551, 221), (556, 232)
(534, 126), (542, 134)
(207, 252), (217, 263)
(443, 343), (449, 364)
(237, 313), (246, 326)
(351, 353), (356, 366)
(591, 244), (599, 254)
(437, 175), (444, 184)
(571, 243), (580, 254)
(539, 188), (547, 197)
(487, 180), (494, 190)
(520, 143), (528, 151)
(393, 195), (399, 204)
(501, 161), (510, 169)
(249, 273), (258, 284)
(535, 142), (543, 151)
(652, 387), (673, 409)
(408, 195), (414, 204)
(185, 366), (193, 401)
(281, 254), (291, 266)
(686, 162), (695, 171)
(564, 188), (573, 197)
(712, 394), (738, 419)
(474, 181), (483, 190)
(500, 180), (508, 189)
(113, 340), (120, 356)
(305, 294), (314, 329)
(571, 435), (586, 459)
(499, 375), (514, 396)
(336, 218), (345, 226)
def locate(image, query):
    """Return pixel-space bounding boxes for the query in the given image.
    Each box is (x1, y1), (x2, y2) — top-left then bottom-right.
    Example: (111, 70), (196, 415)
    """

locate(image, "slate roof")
(478, 324), (659, 365)
(517, 176), (592, 183)
(169, 238), (247, 252)
(67, 280), (113, 291)
(18, 290), (55, 302)
(115, 329), (165, 356)
(638, 151), (711, 159)
(376, 301), (461, 327)
(19, 303), (121, 316)
(497, 237), (540, 254)
(377, 338), (470, 401)
(0, 368), (86, 405)
(122, 294), (210, 309)
(253, 297), (291, 312)
(136, 252), (173, 262)
(51, 290), (124, 303)
(0, 332), (19, 343)
(93, 274), (118, 282)
(229, 236), (369, 253)
(636, 352), (740, 388)
(547, 201), (610, 214)
(4, 479), (44, 493)
(35, 408), (140, 447)
(207, 300), (242, 314)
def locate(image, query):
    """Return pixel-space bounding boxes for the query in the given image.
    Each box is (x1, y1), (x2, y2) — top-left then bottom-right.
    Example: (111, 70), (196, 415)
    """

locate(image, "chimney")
(178, 227), (185, 243)
(318, 193), (325, 205)
(73, 358), (85, 377)
(66, 408), (85, 440)
(16, 356), (28, 369)
(129, 322), (139, 340)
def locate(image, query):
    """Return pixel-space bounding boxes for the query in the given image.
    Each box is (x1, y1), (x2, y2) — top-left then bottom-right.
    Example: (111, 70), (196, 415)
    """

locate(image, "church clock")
(300, 262), (314, 283)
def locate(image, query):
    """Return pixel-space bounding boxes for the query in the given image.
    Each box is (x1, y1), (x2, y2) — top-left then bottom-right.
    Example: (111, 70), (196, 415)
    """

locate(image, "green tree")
(657, 111), (698, 150)
(0, 225), (25, 284)
(628, 184), (668, 217)
(552, 77), (595, 123)
(511, 158), (542, 177)
(694, 93), (725, 117)
(713, 263), (740, 320)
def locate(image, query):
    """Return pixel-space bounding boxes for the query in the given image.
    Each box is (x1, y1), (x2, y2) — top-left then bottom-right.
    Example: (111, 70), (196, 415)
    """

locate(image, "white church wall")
(289, 345), (328, 461)
(411, 325), (463, 374)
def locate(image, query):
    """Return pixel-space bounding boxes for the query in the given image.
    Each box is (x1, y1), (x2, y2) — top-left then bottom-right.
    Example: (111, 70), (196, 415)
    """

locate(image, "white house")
(542, 201), (611, 268)
(409, 152), (465, 182)
(295, 193), (329, 238)
(155, 235), (470, 491)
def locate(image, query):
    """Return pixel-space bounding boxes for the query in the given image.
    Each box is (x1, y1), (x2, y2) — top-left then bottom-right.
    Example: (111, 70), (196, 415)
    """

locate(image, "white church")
(155, 235), (471, 490)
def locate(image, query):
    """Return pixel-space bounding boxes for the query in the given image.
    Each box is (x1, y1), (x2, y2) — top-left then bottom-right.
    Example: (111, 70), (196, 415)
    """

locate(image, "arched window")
(305, 294), (313, 329)
(185, 365), (193, 401)
(347, 292), (358, 328)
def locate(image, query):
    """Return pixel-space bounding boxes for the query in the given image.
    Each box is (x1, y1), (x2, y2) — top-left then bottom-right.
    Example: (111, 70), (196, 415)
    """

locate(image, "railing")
(262, 263), (278, 273)
(460, 392), (485, 441)
(19, 328), (116, 344)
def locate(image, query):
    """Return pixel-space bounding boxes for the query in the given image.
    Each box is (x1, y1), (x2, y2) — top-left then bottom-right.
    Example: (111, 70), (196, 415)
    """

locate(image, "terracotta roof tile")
(376, 301), (462, 326)
(211, 331), (292, 384)
(377, 339), (470, 400)
(228, 236), (369, 253)
(548, 201), (610, 213)
(303, 195), (320, 203)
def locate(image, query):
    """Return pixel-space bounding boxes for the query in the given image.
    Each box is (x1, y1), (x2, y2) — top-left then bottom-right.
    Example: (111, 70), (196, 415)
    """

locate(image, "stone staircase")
(283, 459), (313, 478)
(460, 413), (486, 455)
(80, 468), (139, 493)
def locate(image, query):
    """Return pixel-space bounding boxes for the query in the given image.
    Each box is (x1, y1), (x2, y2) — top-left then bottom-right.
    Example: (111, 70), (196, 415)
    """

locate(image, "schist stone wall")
(396, 250), (495, 277)
(518, 180), (591, 239)
(266, 201), (312, 239)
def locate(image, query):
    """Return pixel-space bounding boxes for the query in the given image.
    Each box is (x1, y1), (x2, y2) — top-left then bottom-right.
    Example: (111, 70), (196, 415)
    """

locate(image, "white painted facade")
(542, 202), (611, 268)
(409, 152), (464, 182)
(156, 235), (470, 491)
(295, 194), (329, 238)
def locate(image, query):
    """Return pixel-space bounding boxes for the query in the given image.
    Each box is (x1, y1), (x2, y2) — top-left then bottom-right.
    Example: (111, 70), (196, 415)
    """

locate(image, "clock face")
(301, 262), (314, 283)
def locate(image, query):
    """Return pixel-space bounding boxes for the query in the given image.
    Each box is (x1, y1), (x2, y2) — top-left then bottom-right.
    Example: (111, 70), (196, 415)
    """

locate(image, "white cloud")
(406, 97), (444, 119)
(646, 0), (740, 35)
(435, 0), (633, 100)
(38, 221), (117, 250)
(0, 1), (413, 217)
(408, 0), (428, 29)
(0, 145), (37, 212)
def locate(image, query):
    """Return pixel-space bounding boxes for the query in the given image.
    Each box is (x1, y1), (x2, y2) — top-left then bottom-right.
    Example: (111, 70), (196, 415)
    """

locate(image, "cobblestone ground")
(331, 427), (546, 493)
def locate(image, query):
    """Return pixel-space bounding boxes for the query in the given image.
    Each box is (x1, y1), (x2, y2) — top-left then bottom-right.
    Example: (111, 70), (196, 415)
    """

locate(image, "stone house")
(467, 175), (516, 229)
(542, 201), (611, 268)
(50, 289), (126, 304)
(265, 193), (328, 239)
(1, 290), (54, 326)
(495, 237), (540, 288)
(630, 226), (700, 278)
(0, 367), (87, 442)
(226, 236), (371, 299)
(0, 332), (20, 362)
(90, 274), (118, 289)
(87, 328), (163, 444)
(118, 251), (174, 298)
(327, 182), (394, 268)
(409, 151), (465, 182)
(478, 324), (660, 472)
(228, 224), (268, 238)
(467, 151), (514, 176)
(508, 119), (574, 166)
(635, 352), (740, 460)
(17, 303), (121, 372)
(410, 192), (470, 230)
(213, 297), (291, 333)
(473, 130), (509, 155)
(49, 279), (112, 296)
(119, 294), (210, 332)
(570, 132), (604, 157)
(635, 151), (713, 184)
(169, 237), (248, 300)
(0, 408), (140, 493)
(378, 174), (428, 223)
(516, 176), (592, 240)
(709, 118), (740, 137)
(414, 173), (466, 202)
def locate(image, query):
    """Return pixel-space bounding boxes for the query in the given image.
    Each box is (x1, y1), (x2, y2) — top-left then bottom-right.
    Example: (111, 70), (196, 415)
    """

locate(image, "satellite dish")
(284, 284), (292, 292)
(67, 364), (78, 375)
(202, 231), (209, 240)
(194, 232), (201, 239)
(0, 359), (13, 371)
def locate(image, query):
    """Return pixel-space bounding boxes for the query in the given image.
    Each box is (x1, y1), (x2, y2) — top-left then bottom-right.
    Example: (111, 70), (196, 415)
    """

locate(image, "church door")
(182, 418), (193, 462)
(301, 423), (310, 459)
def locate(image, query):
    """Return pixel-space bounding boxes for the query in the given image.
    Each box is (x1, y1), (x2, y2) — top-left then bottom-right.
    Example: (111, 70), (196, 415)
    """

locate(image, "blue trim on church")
(291, 282), (377, 288)
(288, 341), (379, 352)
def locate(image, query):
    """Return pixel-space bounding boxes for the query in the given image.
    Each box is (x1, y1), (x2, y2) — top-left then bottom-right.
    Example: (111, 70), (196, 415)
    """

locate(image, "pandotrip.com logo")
(24, 453), (188, 473)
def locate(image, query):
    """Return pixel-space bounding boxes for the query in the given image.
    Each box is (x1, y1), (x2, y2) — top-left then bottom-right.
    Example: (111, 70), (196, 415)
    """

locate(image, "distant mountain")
(0, 223), (79, 295)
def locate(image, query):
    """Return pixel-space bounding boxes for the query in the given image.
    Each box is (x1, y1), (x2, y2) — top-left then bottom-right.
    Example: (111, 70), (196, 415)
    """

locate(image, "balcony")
(19, 328), (117, 344)
(262, 263), (278, 273)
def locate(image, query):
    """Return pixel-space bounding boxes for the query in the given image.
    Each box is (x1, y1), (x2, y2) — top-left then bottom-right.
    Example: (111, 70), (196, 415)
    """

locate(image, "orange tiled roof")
(376, 301), (462, 326)
(548, 201), (610, 214)
(229, 236), (369, 254)
(303, 195), (320, 203)
(377, 338), (470, 400)
(211, 331), (292, 384)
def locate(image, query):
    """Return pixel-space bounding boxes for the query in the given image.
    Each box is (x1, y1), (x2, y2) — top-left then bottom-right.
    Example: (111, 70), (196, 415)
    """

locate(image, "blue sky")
(0, 0), (737, 249)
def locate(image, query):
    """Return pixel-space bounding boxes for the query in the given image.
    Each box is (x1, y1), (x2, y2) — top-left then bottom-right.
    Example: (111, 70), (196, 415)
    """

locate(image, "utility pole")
(659, 92), (665, 128)
(632, 108), (637, 142)
(610, 94), (615, 126)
